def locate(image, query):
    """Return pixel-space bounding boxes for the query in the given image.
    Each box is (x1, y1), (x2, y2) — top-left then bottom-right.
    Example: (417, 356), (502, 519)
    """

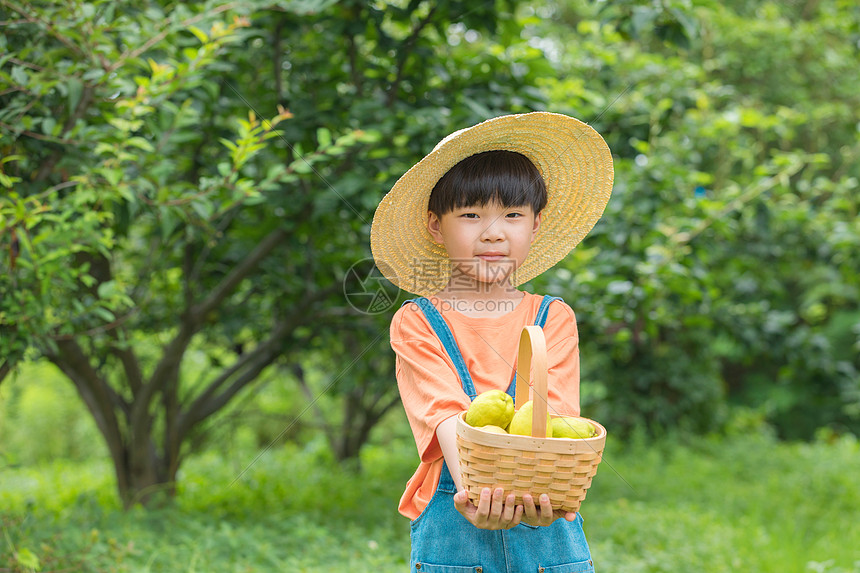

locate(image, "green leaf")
(97, 280), (119, 300)
(316, 127), (332, 148)
(159, 206), (181, 238)
(10, 65), (28, 86)
(67, 77), (83, 111)
(15, 547), (40, 570)
(94, 142), (116, 156)
(0, 173), (20, 188)
(126, 137), (155, 152)
(93, 306), (116, 323)
(191, 199), (214, 220)
(42, 117), (57, 136)
(0, 155), (24, 165)
(188, 25), (209, 43)
(243, 191), (267, 206)
(291, 158), (313, 174)
(101, 168), (122, 186)
(109, 117), (143, 133)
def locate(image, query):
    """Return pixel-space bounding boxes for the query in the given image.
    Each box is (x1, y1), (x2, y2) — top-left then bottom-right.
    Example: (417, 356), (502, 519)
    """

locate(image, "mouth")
(476, 252), (507, 261)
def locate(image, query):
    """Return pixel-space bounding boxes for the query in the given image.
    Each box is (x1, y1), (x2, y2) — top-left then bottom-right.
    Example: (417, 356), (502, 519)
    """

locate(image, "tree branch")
(111, 329), (144, 396)
(145, 224), (287, 398)
(368, 384), (401, 418)
(47, 340), (127, 464)
(0, 360), (10, 387)
(130, 321), (194, 446)
(191, 226), (288, 321)
(0, 120), (76, 144)
(293, 362), (332, 439)
(176, 319), (291, 437)
(188, 201), (241, 287)
(105, 2), (238, 75)
(133, 224), (289, 443)
(0, 0), (86, 56)
(177, 283), (339, 437)
(186, 342), (280, 432)
(53, 339), (128, 415)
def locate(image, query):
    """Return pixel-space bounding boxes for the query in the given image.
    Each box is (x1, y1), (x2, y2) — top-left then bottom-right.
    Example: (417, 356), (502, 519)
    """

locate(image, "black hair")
(427, 150), (547, 216)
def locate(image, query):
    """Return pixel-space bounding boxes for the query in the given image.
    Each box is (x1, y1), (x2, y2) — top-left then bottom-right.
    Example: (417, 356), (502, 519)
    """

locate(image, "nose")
(480, 218), (504, 242)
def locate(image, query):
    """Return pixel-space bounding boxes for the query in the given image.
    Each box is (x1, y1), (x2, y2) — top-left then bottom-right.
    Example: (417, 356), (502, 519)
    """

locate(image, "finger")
(453, 490), (468, 513)
(540, 493), (553, 521)
(522, 493), (539, 520)
(502, 492), (516, 523)
(476, 487), (492, 522)
(489, 488), (505, 522)
(512, 502), (524, 526)
(538, 494), (553, 523)
(563, 511), (577, 522)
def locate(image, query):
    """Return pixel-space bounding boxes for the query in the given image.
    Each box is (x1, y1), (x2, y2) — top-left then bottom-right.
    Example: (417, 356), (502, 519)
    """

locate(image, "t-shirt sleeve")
(541, 300), (582, 417)
(390, 304), (471, 463)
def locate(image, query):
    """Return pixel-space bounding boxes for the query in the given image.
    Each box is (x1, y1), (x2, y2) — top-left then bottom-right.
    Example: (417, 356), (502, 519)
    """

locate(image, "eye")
(506, 211), (524, 218)
(460, 212), (479, 219)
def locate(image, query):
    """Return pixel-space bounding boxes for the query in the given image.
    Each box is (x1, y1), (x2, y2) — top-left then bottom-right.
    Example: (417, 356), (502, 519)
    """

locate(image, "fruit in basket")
(465, 390), (515, 429)
(479, 425), (508, 434)
(508, 401), (553, 436)
(551, 416), (597, 439)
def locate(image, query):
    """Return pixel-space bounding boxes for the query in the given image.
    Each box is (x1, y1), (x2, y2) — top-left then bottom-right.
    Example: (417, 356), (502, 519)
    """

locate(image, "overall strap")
(534, 295), (563, 329)
(504, 295), (563, 397)
(402, 298), (478, 399)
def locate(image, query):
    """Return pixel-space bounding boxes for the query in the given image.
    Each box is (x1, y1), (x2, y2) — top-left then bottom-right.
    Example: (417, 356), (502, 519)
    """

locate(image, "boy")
(371, 112), (613, 572)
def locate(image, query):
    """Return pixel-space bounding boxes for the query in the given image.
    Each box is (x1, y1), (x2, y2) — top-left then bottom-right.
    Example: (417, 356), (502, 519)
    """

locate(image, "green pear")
(508, 401), (553, 437)
(551, 416), (597, 439)
(479, 425), (508, 434)
(465, 390), (515, 429)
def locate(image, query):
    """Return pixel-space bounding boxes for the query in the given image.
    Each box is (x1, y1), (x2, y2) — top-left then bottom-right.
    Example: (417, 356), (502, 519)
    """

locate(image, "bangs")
(428, 150), (547, 215)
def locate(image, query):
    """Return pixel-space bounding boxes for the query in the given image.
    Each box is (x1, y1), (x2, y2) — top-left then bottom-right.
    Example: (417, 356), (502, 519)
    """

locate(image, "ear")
(427, 211), (444, 244)
(531, 212), (542, 243)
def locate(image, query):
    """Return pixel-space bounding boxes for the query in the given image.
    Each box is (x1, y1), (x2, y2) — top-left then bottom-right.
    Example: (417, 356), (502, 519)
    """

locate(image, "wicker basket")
(455, 325), (606, 513)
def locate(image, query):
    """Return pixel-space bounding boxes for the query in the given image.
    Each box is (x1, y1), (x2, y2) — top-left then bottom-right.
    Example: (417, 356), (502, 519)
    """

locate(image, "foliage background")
(1, 0), (859, 570)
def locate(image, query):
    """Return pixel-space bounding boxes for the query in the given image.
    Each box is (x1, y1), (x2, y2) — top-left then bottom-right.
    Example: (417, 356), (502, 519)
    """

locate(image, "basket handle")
(515, 325), (549, 438)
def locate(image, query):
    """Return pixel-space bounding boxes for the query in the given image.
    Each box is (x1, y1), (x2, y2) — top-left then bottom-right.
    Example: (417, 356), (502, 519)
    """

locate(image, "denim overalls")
(406, 296), (595, 573)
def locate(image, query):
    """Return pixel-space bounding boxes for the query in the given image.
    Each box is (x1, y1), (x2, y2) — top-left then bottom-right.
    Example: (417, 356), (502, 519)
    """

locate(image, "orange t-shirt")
(389, 292), (581, 520)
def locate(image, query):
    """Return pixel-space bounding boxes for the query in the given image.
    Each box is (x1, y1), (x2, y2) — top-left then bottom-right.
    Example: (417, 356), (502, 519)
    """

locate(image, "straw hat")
(370, 112), (613, 297)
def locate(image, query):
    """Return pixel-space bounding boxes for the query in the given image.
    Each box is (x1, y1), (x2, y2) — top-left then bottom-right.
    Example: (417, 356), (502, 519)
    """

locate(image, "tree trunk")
(332, 385), (401, 463)
(117, 433), (178, 508)
(47, 341), (182, 508)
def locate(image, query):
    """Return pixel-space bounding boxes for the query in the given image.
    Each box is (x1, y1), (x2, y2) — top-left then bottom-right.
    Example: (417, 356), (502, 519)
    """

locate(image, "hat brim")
(371, 112), (614, 297)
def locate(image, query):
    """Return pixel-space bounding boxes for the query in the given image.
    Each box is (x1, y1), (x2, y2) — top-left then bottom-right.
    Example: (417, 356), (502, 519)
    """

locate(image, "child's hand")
(520, 493), (577, 527)
(453, 487), (523, 530)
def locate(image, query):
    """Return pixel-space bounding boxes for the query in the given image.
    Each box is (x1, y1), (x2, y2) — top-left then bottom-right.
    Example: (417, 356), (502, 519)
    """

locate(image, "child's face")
(427, 200), (541, 290)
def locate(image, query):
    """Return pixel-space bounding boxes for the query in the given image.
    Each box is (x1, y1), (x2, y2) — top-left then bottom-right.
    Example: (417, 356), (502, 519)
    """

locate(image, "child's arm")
(436, 415), (525, 530)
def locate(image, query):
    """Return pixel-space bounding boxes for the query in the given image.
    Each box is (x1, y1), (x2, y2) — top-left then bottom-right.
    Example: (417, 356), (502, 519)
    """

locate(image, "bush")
(529, 0), (860, 439)
(0, 362), (105, 466)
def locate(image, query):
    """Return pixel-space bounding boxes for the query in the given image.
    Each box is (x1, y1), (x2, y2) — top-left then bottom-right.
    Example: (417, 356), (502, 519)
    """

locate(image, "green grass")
(584, 433), (860, 572)
(2, 433), (859, 572)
